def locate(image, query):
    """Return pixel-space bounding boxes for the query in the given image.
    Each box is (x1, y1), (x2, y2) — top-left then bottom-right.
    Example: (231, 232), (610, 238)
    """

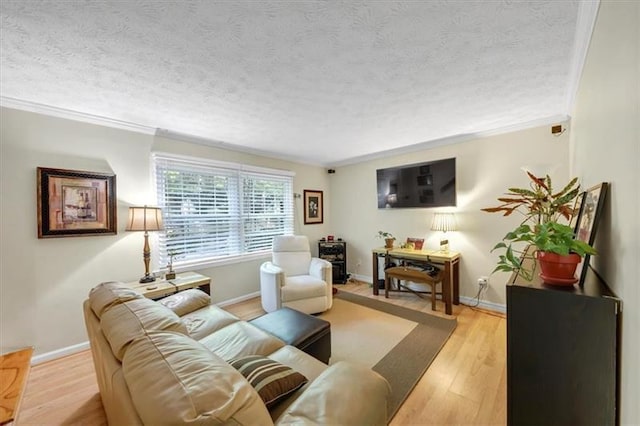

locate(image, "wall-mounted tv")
(377, 158), (456, 209)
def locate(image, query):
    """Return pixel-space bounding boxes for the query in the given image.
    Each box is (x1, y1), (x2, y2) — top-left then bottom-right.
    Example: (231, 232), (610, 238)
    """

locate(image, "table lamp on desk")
(431, 212), (457, 253)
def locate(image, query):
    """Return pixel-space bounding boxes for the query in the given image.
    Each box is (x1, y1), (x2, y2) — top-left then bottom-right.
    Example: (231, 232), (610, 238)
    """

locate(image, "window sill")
(162, 251), (271, 274)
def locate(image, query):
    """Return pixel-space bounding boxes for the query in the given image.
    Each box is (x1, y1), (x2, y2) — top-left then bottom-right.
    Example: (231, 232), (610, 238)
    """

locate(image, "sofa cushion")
(198, 321), (285, 361)
(276, 361), (390, 425)
(123, 331), (272, 425)
(230, 355), (308, 408)
(100, 297), (187, 361)
(89, 281), (143, 318)
(158, 288), (211, 316)
(181, 305), (240, 340)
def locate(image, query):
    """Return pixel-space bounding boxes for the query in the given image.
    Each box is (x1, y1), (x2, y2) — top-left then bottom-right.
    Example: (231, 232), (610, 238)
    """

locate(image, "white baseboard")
(31, 341), (90, 365)
(347, 274), (507, 314)
(216, 291), (261, 307)
(458, 296), (506, 314)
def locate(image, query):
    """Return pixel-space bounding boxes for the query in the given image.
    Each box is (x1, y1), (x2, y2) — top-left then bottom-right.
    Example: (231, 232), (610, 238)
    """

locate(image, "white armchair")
(260, 235), (333, 315)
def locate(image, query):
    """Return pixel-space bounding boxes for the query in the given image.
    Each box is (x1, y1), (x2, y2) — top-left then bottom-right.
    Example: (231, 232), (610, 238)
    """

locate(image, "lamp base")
(439, 238), (450, 253)
(139, 274), (156, 284)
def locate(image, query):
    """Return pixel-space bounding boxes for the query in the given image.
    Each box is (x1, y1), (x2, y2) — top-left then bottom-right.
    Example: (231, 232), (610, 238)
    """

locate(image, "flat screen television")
(377, 158), (456, 209)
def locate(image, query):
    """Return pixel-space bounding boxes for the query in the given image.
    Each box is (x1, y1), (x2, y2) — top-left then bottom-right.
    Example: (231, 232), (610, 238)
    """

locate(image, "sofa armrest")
(275, 361), (390, 425)
(260, 262), (285, 312)
(309, 257), (332, 284)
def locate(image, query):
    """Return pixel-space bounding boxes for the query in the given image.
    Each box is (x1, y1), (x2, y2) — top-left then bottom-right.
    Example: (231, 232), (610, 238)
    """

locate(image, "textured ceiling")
(1, 1), (591, 165)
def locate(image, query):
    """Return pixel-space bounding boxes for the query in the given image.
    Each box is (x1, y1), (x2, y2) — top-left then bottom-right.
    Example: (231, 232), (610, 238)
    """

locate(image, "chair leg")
(431, 282), (437, 311)
(384, 275), (389, 298)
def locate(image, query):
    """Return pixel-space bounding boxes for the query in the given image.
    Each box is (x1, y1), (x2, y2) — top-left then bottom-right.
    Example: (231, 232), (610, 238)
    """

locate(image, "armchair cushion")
(281, 277), (329, 302)
(272, 235), (313, 276)
(272, 252), (311, 277)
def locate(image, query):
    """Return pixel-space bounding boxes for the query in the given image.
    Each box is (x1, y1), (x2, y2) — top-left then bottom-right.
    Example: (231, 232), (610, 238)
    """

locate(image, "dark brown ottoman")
(249, 307), (331, 364)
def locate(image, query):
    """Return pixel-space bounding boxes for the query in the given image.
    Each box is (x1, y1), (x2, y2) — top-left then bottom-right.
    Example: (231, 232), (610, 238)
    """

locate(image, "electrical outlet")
(477, 276), (489, 290)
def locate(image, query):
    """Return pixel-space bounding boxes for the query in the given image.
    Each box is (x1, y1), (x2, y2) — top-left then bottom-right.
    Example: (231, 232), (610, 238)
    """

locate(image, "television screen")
(377, 158), (456, 209)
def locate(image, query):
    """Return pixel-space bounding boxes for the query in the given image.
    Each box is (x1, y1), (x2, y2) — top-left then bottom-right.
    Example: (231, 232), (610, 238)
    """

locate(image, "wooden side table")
(124, 272), (211, 300)
(0, 347), (33, 425)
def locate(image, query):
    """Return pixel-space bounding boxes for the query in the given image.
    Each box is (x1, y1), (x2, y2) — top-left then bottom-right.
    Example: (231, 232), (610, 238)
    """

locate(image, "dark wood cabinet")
(318, 240), (347, 284)
(507, 257), (620, 426)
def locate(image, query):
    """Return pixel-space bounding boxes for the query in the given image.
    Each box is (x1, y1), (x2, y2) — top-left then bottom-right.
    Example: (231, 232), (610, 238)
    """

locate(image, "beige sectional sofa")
(83, 282), (390, 425)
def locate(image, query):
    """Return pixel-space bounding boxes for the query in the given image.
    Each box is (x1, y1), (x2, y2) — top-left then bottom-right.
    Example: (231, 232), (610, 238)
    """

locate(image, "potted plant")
(376, 231), (396, 249)
(482, 172), (596, 284)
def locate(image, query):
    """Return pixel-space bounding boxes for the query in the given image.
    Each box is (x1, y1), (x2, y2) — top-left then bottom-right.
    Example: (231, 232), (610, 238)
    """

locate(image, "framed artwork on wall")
(37, 167), (117, 238)
(303, 189), (323, 225)
(574, 182), (609, 286)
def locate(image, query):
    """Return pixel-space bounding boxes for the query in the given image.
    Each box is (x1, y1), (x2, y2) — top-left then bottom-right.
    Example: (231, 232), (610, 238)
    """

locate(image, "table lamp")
(431, 212), (457, 253)
(126, 205), (164, 283)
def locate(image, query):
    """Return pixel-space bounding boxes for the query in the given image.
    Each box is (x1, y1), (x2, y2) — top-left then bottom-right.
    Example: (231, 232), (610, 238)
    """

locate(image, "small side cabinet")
(318, 240), (347, 284)
(507, 259), (620, 426)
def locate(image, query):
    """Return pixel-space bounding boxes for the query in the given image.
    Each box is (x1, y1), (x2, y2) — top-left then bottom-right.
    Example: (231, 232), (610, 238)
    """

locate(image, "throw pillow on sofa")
(230, 355), (308, 408)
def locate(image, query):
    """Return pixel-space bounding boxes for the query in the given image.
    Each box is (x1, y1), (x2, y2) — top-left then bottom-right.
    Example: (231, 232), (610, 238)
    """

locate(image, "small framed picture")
(303, 189), (323, 225)
(37, 167), (117, 238)
(574, 182), (609, 285)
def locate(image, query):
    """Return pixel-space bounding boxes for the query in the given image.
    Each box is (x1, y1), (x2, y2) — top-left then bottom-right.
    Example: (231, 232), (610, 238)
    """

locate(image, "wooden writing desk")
(372, 247), (461, 315)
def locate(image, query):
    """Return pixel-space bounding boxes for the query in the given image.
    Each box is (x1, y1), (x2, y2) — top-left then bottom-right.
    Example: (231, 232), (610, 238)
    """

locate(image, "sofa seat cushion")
(281, 277), (328, 302)
(198, 321), (285, 361)
(100, 297), (188, 361)
(180, 305), (240, 340)
(122, 331), (272, 425)
(230, 355), (308, 408)
(158, 289), (211, 317)
(89, 281), (143, 318)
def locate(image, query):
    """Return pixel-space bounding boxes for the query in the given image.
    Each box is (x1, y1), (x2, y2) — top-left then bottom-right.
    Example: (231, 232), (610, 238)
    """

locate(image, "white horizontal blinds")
(153, 153), (293, 266)
(240, 171), (294, 253)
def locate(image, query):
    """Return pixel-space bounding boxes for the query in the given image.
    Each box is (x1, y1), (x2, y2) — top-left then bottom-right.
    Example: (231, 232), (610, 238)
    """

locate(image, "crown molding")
(330, 114), (571, 167)
(0, 96), (570, 168)
(564, 0), (601, 114)
(0, 96), (157, 135)
(155, 129), (325, 167)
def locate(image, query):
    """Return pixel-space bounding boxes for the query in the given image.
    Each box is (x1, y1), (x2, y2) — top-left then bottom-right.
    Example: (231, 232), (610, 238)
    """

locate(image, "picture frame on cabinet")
(37, 167), (117, 238)
(574, 182), (609, 286)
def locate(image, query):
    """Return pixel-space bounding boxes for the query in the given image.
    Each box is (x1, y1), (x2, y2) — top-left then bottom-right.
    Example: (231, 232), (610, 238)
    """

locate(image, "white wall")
(570, 1), (639, 424)
(0, 107), (331, 357)
(329, 123), (571, 307)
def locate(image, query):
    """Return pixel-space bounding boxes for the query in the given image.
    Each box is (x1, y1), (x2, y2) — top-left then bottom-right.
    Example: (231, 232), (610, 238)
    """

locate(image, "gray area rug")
(335, 291), (457, 421)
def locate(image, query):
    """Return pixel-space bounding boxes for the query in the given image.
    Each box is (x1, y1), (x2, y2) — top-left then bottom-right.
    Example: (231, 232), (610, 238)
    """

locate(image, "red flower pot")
(535, 251), (581, 286)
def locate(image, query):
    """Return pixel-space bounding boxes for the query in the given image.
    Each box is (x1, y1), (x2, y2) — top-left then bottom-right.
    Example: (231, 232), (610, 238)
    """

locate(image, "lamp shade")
(125, 206), (164, 232)
(431, 213), (457, 232)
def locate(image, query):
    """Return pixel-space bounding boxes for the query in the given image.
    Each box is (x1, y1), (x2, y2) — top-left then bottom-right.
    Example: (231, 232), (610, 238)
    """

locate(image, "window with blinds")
(153, 153), (294, 268)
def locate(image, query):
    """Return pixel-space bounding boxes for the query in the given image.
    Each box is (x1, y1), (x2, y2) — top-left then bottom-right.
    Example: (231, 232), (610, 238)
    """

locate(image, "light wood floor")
(16, 281), (506, 425)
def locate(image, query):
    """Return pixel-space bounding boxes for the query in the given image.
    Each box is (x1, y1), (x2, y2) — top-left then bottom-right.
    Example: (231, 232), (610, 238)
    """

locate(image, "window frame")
(152, 152), (295, 271)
